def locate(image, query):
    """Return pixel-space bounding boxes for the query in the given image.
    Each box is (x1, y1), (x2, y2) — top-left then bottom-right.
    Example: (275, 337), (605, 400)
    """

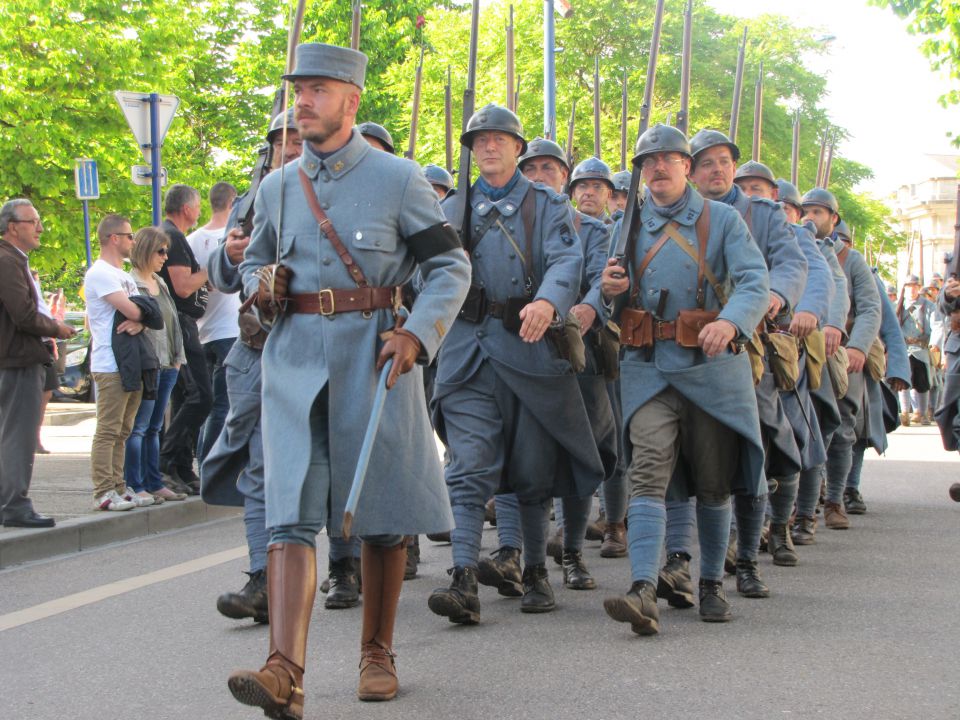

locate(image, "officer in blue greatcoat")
(659, 131), (807, 602)
(600, 124), (768, 634)
(228, 43), (470, 715)
(427, 105), (604, 624)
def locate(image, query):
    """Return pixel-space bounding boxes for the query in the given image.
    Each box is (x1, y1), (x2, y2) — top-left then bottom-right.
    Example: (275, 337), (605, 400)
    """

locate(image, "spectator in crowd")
(0, 199), (75, 528)
(187, 181), (239, 462)
(124, 226), (188, 504)
(158, 184), (212, 495)
(30, 270), (58, 455)
(83, 214), (144, 511)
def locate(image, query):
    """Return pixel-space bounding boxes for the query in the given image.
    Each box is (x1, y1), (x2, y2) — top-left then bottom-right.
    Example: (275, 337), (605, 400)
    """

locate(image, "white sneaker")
(122, 489), (156, 507)
(95, 490), (136, 512)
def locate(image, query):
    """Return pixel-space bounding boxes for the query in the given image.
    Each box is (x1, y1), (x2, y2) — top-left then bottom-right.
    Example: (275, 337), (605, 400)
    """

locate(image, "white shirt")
(83, 259), (139, 373)
(187, 226), (240, 344)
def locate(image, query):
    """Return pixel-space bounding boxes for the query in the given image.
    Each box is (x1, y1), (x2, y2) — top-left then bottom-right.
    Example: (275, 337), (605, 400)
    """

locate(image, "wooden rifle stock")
(351, 0), (361, 51)
(446, 0), (480, 243)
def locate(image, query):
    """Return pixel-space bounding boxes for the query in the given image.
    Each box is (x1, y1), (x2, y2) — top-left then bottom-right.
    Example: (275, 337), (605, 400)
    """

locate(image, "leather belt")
(288, 287), (399, 316)
(653, 319), (676, 341)
(487, 301), (508, 319)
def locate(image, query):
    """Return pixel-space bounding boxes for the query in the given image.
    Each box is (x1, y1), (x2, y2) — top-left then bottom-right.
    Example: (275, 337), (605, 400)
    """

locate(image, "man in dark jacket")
(0, 199), (75, 528)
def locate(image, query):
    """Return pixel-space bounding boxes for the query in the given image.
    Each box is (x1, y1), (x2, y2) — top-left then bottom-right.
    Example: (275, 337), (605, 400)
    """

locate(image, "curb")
(43, 410), (97, 427)
(0, 498), (241, 569)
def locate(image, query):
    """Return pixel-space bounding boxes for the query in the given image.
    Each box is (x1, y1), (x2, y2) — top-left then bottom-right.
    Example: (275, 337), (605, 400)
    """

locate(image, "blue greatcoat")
(779, 222), (835, 471)
(730, 185), (808, 478)
(240, 131), (471, 533)
(608, 188), (770, 497)
(807, 237), (848, 442)
(432, 174), (604, 502)
(899, 296), (935, 388)
(860, 269), (911, 454)
(572, 209), (619, 484)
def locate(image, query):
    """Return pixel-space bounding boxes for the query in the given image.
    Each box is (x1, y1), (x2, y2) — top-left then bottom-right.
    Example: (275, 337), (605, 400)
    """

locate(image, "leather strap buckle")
(318, 288), (336, 316)
(654, 320), (669, 340)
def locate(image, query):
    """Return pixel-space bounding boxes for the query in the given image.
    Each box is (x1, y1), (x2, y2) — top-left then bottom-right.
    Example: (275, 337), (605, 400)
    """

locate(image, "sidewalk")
(0, 411), (240, 569)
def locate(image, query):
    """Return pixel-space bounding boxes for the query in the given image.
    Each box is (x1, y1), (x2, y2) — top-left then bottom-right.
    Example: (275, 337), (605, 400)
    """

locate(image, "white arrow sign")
(114, 91), (180, 164)
(131, 165), (168, 187)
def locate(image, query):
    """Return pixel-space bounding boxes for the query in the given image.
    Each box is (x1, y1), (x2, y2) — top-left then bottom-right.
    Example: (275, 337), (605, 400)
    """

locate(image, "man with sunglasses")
(0, 199), (75, 527)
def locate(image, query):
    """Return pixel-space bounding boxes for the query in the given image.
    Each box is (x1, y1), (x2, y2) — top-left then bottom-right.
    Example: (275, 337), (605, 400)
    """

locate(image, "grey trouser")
(0, 365), (44, 520)
(627, 386), (738, 505)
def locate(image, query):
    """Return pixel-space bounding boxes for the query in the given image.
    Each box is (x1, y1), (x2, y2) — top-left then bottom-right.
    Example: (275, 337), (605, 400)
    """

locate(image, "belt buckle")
(654, 320), (667, 340)
(318, 288), (335, 316)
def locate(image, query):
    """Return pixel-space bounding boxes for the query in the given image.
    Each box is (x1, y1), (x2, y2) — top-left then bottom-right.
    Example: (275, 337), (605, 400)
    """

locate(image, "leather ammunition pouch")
(803, 329), (826, 390)
(548, 313), (587, 373)
(675, 309), (719, 348)
(744, 332), (765, 386)
(619, 308), (653, 348)
(458, 284), (486, 323)
(238, 310), (267, 351)
(489, 296), (529, 334)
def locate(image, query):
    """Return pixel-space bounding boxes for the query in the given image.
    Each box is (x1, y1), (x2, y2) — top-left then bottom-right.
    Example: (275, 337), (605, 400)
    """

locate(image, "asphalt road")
(1, 424), (958, 720)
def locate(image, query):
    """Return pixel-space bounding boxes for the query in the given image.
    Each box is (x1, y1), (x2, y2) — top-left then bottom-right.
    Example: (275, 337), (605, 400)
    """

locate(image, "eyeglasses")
(112, 232), (134, 239)
(11, 218), (42, 228)
(640, 155), (686, 170)
(156, 248), (168, 256)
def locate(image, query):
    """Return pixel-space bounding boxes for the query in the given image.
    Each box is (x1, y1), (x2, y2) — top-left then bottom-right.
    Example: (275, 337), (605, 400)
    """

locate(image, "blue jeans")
(198, 337), (236, 462)
(125, 367), (180, 493)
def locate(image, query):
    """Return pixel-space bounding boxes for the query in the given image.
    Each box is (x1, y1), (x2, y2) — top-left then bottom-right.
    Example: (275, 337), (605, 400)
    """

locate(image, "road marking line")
(0, 545), (247, 632)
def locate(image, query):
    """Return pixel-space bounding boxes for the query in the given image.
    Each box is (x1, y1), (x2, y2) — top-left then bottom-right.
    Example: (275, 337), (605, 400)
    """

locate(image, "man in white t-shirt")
(188, 181), (239, 461)
(83, 214), (144, 512)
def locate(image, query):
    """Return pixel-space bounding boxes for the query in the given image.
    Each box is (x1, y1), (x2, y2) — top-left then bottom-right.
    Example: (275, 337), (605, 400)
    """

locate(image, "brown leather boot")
(357, 540), (406, 701)
(228, 543), (317, 720)
(600, 521), (627, 558)
(823, 500), (850, 529)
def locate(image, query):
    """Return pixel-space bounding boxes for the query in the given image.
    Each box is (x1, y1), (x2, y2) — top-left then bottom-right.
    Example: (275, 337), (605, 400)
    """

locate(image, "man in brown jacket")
(0, 199), (75, 528)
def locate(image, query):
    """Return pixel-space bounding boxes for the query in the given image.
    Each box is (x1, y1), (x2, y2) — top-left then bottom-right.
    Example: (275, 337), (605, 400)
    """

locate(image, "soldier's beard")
(298, 102), (348, 145)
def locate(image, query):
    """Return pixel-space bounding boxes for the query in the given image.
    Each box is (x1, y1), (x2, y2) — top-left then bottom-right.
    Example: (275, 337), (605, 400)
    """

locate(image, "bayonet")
(752, 62), (763, 162)
(791, 111), (800, 187)
(675, 0), (692, 135)
(620, 68), (628, 171)
(565, 98), (577, 170)
(351, 0), (361, 51)
(593, 55), (601, 157)
(729, 26), (747, 145)
(816, 130), (828, 187)
(823, 133), (835, 188)
(444, 0), (480, 242)
(612, 0), (666, 268)
(405, 46), (424, 160)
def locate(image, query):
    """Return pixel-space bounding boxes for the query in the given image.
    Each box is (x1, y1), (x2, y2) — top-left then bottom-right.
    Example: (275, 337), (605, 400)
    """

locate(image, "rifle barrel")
(506, 5), (515, 111)
(566, 98), (577, 169)
(444, 66), (453, 172)
(406, 47), (424, 160)
(729, 26), (747, 145)
(816, 130), (828, 187)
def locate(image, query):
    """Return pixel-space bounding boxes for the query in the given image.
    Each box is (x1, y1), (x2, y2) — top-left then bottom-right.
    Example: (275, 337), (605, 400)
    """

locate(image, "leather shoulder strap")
(520, 185), (537, 284)
(742, 203), (753, 235)
(298, 168), (369, 288)
(835, 242), (849, 268)
(573, 213), (582, 234)
(629, 232), (670, 304)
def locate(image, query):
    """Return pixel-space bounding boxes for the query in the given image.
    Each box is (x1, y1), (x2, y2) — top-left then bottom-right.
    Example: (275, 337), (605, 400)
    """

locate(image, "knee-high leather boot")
(228, 543), (317, 720)
(357, 540), (406, 701)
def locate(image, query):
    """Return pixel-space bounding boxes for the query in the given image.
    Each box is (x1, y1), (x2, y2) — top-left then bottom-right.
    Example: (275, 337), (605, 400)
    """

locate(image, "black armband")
(406, 222), (462, 263)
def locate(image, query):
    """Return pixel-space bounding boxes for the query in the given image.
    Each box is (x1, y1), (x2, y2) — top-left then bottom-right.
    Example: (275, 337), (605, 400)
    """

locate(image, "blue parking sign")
(74, 159), (100, 200)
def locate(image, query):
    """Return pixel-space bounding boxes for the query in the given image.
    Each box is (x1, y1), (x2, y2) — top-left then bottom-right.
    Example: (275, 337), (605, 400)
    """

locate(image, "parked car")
(52, 311), (92, 402)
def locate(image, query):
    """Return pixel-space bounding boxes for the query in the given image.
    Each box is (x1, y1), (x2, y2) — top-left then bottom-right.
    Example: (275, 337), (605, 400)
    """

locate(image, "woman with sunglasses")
(123, 227), (188, 504)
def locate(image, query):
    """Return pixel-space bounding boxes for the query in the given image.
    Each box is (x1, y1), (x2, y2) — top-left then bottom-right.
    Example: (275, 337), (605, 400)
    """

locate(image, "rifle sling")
(298, 168), (370, 289)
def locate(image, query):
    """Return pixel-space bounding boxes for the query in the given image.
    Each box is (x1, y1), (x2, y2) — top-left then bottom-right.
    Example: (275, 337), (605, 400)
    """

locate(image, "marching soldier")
(228, 43), (470, 714)
(202, 107), (303, 625)
(569, 157), (616, 224)
(776, 180), (849, 545)
(427, 105), (604, 623)
(897, 274), (935, 425)
(935, 277), (960, 455)
(608, 170), (631, 221)
(801, 188), (881, 533)
(422, 163), (455, 200)
(601, 124), (769, 633)
(733, 164), (834, 567)
(660, 131), (807, 601)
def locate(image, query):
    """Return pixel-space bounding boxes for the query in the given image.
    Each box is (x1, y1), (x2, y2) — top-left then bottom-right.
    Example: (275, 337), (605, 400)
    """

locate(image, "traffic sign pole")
(149, 93), (162, 226)
(82, 200), (92, 268)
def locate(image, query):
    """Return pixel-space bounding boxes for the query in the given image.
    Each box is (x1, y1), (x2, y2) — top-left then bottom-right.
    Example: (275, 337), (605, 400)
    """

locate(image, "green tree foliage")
(0, 0), (904, 298)
(872, 0), (960, 109)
